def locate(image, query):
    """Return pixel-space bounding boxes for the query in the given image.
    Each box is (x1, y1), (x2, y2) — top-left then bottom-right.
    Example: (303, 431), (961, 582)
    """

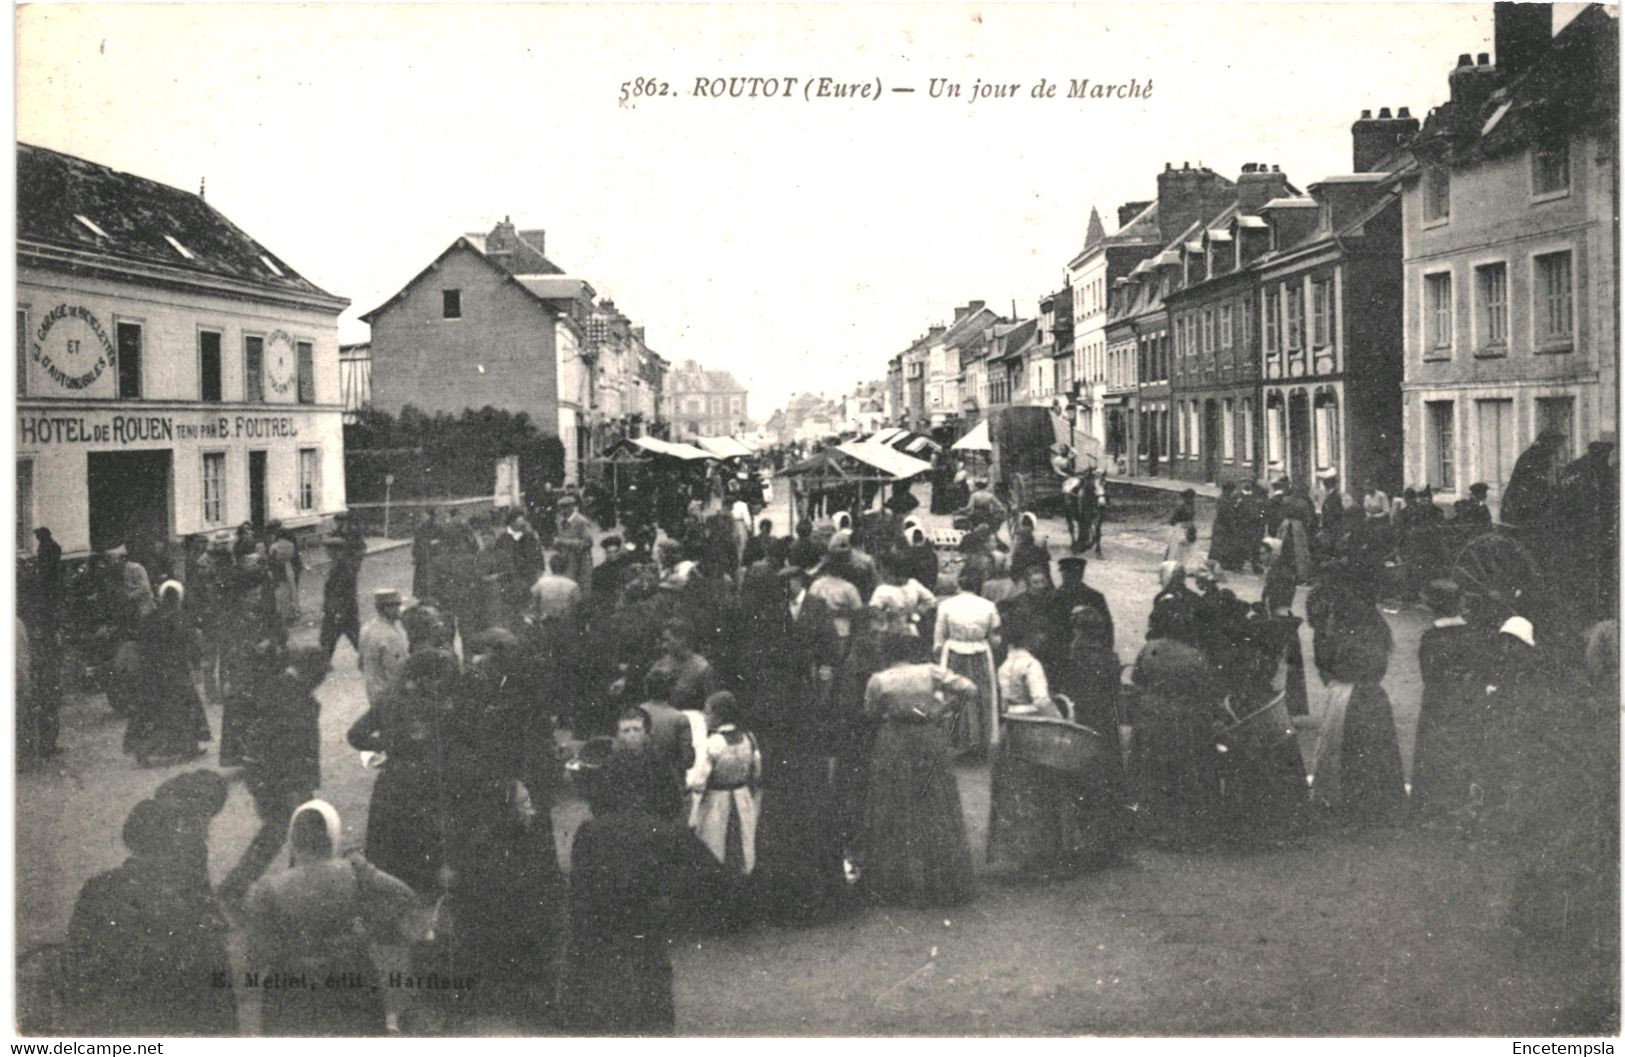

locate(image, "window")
(1535, 396), (1575, 461)
(1242, 398), (1255, 463)
(244, 336), (265, 402)
(1314, 396), (1340, 470)
(1266, 400), (1284, 464)
(1424, 273), (1453, 354)
(1533, 251), (1574, 346)
(1220, 305), (1233, 348)
(1175, 402), (1186, 456)
(1532, 140), (1570, 198)
(296, 341), (315, 404)
(1222, 399), (1235, 460)
(16, 459), (34, 551)
(1468, 262), (1510, 355)
(1263, 290), (1280, 353)
(1312, 280), (1333, 349)
(199, 330), (223, 401)
(202, 452), (226, 525)
(1427, 401), (1455, 490)
(16, 308), (27, 396)
(1188, 402), (1201, 456)
(442, 290), (462, 319)
(1285, 286), (1305, 351)
(116, 321), (142, 398)
(1240, 299), (1253, 348)
(1202, 311), (1214, 354)
(1423, 167), (1451, 223)
(298, 448), (320, 511)
(1476, 398), (1515, 492)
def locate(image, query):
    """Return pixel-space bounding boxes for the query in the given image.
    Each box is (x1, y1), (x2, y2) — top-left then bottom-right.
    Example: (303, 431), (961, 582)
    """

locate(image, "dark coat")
(66, 857), (235, 1035)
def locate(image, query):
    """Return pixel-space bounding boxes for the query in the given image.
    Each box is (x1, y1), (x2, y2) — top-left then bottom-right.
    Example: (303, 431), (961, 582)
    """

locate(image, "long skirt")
(1129, 693), (1223, 846)
(260, 946), (386, 1036)
(752, 752), (847, 925)
(124, 660), (206, 762)
(1308, 680), (1405, 826)
(692, 786), (760, 875)
(1216, 695), (1308, 840)
(942, 647), (998, 757)
(862, 721), (975, 907)
(1409, 686), (1481, 818)
(364, 764), (447, 894)
(987, 743), (1122, 876)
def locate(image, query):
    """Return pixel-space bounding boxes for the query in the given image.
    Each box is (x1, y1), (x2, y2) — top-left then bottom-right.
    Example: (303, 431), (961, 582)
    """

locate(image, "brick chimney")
(1234, 162), (1292, 213)
(1448, 52), (1501, 118)
(1351, 106), (1420, 172)
(486, 216), (517, 257)
(1495, 1), (1552, 81)
(1117, 200), (1154, 227)
(954, 300), (987, 323)
(1157, 162), (1236, 246)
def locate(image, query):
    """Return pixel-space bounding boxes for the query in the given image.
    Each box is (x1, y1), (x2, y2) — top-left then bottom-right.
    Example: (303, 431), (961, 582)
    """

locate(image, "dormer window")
(1423, 167), (1451, 224)
(74, 214), (108, 238)
(163, 234), (195, 260)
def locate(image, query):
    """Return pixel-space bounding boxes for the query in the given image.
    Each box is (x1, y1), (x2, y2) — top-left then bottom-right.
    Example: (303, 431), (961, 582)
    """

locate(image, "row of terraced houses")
(888, 3), (1616, 514)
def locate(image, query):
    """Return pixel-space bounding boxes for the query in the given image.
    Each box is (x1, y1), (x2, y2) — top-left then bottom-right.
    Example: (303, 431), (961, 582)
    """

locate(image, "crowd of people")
(26, 457), (1619, 1036)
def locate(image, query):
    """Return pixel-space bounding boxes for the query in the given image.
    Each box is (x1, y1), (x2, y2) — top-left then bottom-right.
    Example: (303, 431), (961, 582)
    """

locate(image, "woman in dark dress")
(1409, 579), (1493, 819)
(125, 581), (208, 765)
(347, 647), (463, 894)
(1305, 577), (1405, 826)
(861, 635), (977, 907)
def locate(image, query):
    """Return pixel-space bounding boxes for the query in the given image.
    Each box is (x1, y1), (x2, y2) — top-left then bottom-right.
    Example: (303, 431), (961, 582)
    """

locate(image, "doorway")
(1288, 392), (1312, 488)
(87, 450), (171, 553)
(248, 450), (268, 529)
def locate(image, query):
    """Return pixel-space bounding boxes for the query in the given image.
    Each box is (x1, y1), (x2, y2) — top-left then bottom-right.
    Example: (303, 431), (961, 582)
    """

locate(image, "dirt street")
(15, 485), (1614, 1036)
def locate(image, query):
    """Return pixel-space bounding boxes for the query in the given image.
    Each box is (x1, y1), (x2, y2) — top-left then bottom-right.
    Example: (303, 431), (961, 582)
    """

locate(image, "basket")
(1003, 714), (1111, 784)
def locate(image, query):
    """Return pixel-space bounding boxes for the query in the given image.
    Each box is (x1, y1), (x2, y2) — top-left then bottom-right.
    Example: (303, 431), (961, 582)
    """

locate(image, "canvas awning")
(606, 436), (714, 461)
(952, 419), (991, 452)
(694, 436), (754, 459)
(835, 441), (932, 479)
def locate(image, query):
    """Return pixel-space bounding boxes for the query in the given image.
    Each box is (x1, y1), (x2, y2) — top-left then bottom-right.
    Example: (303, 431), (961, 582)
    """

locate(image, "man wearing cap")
(320, 531), (364, 661)
(1051, 555), (1113, 653)
(1458, 482), (1493, 527)
(359, 588), (409, 709)
(555, 493), (596, 593)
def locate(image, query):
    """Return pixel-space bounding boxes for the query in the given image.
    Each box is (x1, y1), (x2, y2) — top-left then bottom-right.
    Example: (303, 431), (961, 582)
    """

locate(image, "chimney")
(1495, 2), (1552, 81)
(487, 216), (518, 258)
(1351, 105), (1421, 172)
(1235, 164), (1291, 213)
(1156, 162), (1234, 245)
(1117, 200), (1153, 227)
(1448, 51), (1501, 117)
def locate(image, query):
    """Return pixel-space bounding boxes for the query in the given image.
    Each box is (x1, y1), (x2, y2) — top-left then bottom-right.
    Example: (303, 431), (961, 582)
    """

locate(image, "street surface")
(14, 481), (1607, 1035)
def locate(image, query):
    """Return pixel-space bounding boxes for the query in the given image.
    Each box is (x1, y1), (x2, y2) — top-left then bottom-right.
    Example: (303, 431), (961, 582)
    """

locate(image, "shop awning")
(952, 419), (991, 452)
(605, 436), (714, 461)
(694, 436), (755, 459)
(835, 440), (932, 479)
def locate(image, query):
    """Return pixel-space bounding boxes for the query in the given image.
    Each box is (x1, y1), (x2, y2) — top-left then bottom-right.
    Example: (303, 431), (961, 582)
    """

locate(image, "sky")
(15, 2), (1583, 419)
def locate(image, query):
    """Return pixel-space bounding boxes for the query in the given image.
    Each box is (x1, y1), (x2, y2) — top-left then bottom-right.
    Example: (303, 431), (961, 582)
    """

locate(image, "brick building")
(1395, 4), (1617, 510)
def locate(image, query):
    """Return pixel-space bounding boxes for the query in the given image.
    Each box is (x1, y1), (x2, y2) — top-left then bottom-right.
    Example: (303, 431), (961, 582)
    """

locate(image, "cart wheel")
(1452, 531), (1544, 618)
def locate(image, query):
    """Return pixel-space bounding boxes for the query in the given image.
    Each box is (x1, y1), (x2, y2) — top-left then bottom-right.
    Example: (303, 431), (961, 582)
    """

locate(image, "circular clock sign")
(266, 329), (297, 396)
(31, 304), (115, 391)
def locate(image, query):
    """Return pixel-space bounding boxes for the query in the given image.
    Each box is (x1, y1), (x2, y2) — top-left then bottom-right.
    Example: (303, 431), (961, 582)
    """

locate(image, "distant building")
(17, 143), (350, 555)
(362, 217), (665, 484)
(1395, 4), (1617, 509)
(667, 359), (748, 439)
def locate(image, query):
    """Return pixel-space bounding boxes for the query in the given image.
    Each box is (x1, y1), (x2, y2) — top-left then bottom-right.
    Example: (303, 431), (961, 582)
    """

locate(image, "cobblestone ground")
(14, 482), (1612, 1035)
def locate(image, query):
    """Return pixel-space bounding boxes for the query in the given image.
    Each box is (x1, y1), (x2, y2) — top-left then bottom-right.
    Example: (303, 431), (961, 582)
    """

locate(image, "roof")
(940, 305), (1003, 350)
(359, 237), (573, 324)
(516, 275), (594, 303)
(17, 142), (345, 308)
(1411, 5), (1616, 169)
